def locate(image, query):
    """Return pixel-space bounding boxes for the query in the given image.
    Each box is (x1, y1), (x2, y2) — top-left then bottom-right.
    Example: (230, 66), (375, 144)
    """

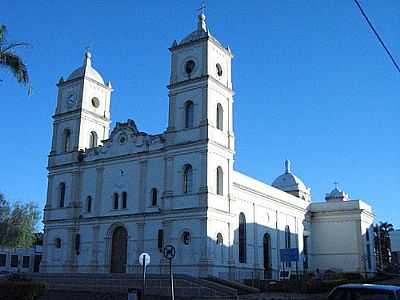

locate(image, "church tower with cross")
(41, 7), (376, 282)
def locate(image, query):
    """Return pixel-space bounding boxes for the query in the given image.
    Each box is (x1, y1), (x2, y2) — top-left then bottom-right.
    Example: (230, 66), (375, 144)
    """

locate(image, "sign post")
(163, 245), (176, 300)
(139, 252), (150, 300)
(279, 248), (299, 280)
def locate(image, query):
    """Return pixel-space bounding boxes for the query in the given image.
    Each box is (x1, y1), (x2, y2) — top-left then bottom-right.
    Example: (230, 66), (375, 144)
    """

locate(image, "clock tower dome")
(49, 52), (112, 165)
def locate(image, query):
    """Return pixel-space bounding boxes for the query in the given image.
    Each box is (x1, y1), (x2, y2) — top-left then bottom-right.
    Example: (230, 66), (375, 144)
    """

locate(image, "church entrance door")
(263, 233), (271, 279)
(110, 226), (127, 273)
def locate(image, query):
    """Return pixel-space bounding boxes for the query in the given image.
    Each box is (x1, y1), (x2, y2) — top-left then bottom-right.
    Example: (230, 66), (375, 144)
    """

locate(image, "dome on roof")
(272, 160), (311, 201)
(325, 185), (349, 202)
(179, 12), (210, 45)
(66, 52), (105, 84)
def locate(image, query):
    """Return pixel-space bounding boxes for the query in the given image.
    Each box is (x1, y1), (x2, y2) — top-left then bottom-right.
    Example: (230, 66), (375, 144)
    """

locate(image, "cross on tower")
(197, 1), (206, 15)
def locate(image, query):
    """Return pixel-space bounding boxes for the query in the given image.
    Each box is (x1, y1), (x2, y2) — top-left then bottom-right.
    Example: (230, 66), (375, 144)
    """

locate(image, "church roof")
(272, 160), (308, 192)
(180, 13), (210, 45)
(67, 51), (105, 84)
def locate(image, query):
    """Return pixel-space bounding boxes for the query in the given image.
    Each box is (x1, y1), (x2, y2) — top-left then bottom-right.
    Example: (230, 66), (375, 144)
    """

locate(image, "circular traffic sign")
(163, 245), (176, 260)
(139, 252), (151, 266)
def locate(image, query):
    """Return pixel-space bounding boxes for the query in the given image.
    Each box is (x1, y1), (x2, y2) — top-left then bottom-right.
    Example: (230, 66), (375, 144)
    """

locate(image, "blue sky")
(1, 1), (399, 228)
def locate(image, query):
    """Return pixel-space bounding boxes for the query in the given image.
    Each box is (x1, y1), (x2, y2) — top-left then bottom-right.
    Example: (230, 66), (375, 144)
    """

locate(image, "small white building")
(0, 246), (43, 273)
(41, 12), (376, 280)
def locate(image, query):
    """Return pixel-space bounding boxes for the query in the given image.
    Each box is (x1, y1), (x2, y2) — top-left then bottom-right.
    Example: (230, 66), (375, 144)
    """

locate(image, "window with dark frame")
(89, 131), (98, 148)
(216, 233), (223, 245)
(87, 196), (92, 213)
(59, 182), (66, 208)
(63, 129), (71, 152)
(0, 254), (6, 267)
(10, 255), (18, 267)
(122, 192), (127, 209)
(22, 256), (30, 268)
(239, 212), (247, 263)
(217, 167), (223, 196)
(75, 234), (80, 255)
(216, 103), (223, 130)
(151, 188), (158, 207)
(183, 164), (193, 193)
(182, 231), (191, 245)
(55, 238), (62, 248)
(185, 101), (194, 128)
(113, 193), (119, 209)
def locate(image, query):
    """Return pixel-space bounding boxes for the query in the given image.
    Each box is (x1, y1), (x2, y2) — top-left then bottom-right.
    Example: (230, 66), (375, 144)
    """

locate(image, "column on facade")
(94, 166), (104, 216)
(167, 95), (176, 131)
(135, 222), (145, 266)
(90, 224), (100, 272)
(139, 160), (148, 212)
(162, 156), (174, 209)
(71, 170), (81, 218)
(44, 175), (54, 221)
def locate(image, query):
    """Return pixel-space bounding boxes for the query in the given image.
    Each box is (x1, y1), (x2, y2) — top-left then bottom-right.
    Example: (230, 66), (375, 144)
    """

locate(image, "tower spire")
(84, 49), (92, 67)
(285, 159), (291, 174)
(197, 2), (207, 32)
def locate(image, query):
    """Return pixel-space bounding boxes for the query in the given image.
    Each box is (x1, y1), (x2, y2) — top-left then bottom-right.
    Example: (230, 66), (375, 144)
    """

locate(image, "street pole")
(142, 255), (146, 300)
(169, 259), (175, 300)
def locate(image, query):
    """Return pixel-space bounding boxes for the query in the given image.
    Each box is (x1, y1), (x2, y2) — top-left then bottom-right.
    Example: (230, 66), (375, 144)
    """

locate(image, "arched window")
(89, 131), (98, 148)
(239, 212), (247, 263)
(285, 225), (291, 249)
(55, 238), (62, 248)
(87, 196), (92, 213)
(216, 103), (223, 130)
(63, 129), (71, 152)
(217, 167), (224, 196)
(183, 164), (193, 193)
(216, 233), (223, 245)
(151, 188), (158, 207)
(113, 193), (119, 209)
(184, 101), (194, 128)
(59, 182), (66, 208)
(122, 192), (127, 209)
(75, 234), (80, 255)
(263, 233), (271, 273)
(182, 231), (191, 245)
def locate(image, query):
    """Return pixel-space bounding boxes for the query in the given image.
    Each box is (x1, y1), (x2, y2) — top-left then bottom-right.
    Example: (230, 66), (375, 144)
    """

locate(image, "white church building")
(42, 12), (376, 280)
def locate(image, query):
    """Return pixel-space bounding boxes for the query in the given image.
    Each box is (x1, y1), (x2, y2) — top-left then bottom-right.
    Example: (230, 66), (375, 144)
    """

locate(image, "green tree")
(0, 193), (41, 248)
(0, 25), (31, 92)
(374, 221), (394, 271)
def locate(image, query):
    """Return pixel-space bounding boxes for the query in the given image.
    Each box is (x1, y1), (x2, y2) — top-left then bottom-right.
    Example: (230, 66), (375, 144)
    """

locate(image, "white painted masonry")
(42, 12), (376, 280)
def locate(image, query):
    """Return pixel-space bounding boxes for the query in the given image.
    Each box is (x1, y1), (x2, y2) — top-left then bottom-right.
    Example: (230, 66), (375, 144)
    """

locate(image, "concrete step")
(27, 273), (238, 299)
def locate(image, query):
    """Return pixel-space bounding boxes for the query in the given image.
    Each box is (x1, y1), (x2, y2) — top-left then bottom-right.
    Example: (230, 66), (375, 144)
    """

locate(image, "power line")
(353, 0), (400, 74)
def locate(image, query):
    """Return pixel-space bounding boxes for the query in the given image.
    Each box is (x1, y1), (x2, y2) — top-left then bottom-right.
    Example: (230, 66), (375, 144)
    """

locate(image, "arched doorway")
(263, 233), (271, 279)
(110, 226), (127, 273)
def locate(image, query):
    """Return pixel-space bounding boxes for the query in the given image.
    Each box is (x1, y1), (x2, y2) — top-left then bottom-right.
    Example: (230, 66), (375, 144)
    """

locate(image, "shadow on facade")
(135, 222), (306, 281)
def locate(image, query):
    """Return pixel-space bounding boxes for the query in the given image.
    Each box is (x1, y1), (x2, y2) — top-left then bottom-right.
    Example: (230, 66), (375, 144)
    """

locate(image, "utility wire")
(353, 0), (400, 74)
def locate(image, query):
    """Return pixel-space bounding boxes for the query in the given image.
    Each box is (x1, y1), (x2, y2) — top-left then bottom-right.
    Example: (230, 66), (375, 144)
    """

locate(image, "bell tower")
(49, 52), (112, 164)
(166, 12), (234, 152)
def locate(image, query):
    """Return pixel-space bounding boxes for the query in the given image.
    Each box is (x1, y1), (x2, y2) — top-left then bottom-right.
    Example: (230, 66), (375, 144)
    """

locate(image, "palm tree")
(0, 25), (30, 91)
(374, 222), (394, 271)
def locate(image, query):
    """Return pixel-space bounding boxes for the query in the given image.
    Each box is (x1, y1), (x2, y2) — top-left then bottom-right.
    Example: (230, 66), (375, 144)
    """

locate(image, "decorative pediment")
(108, 119), (141, 143)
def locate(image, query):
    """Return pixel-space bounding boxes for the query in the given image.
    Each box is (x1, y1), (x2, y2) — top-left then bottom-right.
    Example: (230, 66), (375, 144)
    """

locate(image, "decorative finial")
(285, 159), (291, 174)
(197, 1), (207, 32)
(334, 182), (339, 190)
(197, 1), (206, 15)
(84, 46), (92, 67)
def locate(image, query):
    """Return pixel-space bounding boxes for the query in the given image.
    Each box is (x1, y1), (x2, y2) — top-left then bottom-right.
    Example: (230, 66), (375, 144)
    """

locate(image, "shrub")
(0, 280), (46, 300)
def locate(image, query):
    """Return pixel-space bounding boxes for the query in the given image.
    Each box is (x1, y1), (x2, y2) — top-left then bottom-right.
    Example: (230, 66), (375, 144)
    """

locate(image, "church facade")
(41, 13), (376, 280)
